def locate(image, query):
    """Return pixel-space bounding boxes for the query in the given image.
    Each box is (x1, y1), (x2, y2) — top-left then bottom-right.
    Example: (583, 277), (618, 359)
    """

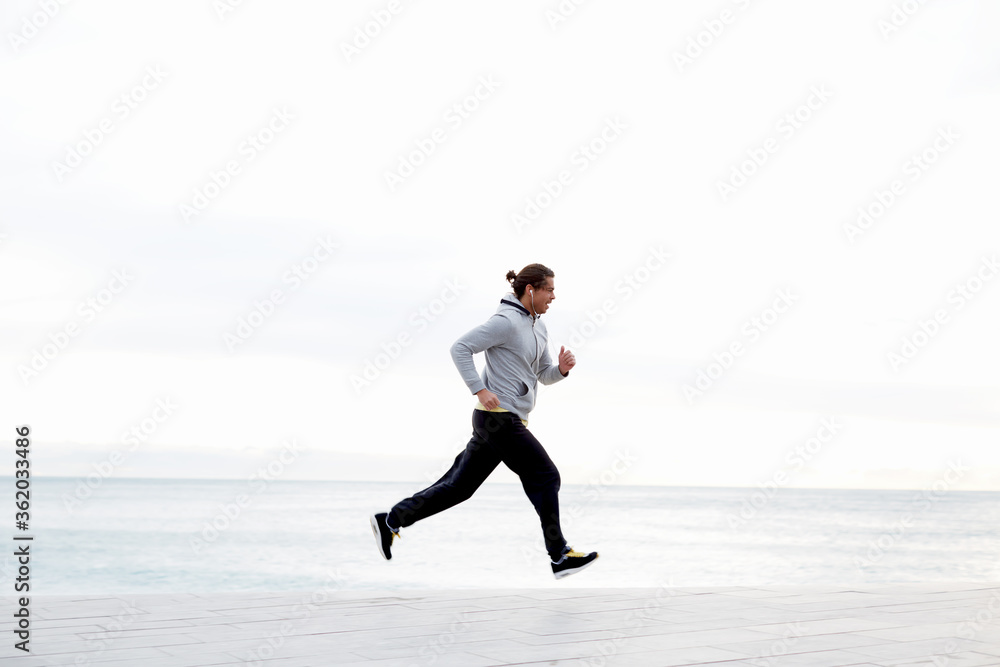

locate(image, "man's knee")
(523, 468), (560, 491)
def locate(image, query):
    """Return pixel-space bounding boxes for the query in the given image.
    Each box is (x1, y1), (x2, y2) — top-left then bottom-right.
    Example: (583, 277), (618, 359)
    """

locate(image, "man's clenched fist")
(558, 345), (575, 376)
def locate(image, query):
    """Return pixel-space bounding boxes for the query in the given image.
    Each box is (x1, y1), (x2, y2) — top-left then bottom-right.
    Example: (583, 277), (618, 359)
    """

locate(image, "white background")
(2, 0), (999, 490)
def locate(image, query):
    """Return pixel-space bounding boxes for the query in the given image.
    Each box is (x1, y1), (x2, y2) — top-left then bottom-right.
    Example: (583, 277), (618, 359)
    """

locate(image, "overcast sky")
(2, 0), (998, 490)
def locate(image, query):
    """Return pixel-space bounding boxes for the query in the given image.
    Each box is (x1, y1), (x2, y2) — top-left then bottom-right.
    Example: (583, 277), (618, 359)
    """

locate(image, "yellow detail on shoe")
(474, 401), (528, 427)
(564, 549), (588, 558)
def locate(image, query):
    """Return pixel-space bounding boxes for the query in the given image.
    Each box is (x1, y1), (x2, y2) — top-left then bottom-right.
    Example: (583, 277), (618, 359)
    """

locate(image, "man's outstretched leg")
(497, 414), (598, 578)
(371, 410), (506, 560)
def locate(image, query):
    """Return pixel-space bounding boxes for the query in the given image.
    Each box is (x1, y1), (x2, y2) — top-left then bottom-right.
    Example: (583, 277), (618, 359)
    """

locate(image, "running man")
(370, 263), (599, 579)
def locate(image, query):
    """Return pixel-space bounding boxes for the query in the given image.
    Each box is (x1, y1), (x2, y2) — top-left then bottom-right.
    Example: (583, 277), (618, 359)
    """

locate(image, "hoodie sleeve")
(537, 338), (568, 385)
(450, 314), (514, 395)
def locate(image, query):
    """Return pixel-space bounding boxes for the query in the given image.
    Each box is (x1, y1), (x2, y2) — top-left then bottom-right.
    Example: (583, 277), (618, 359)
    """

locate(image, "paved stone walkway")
(2, 583), (999, 665)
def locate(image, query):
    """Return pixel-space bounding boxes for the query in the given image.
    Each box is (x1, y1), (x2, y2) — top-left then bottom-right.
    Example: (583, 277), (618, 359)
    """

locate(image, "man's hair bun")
(505, 264), (554, 298)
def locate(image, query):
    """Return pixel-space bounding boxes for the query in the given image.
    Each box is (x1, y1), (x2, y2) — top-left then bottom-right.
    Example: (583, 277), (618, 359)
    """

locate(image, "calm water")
(3, 477), (997, 594)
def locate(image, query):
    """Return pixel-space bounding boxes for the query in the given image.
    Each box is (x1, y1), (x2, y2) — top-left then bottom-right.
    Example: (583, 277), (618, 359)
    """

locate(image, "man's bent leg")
(388, 411), (504, 529)
(496, 415), (568, 561)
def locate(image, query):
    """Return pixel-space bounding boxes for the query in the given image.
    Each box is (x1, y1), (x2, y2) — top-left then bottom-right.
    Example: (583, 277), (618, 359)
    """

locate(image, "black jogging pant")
(388, 408), (568, 561)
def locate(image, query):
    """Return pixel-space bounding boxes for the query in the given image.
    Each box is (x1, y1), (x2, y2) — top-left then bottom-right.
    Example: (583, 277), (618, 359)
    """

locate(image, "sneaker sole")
(370, 514), (390, 561)
(553, 554), (598, 579)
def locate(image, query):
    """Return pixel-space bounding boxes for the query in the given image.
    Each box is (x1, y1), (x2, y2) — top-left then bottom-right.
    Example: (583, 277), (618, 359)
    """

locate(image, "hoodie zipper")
(504, 295), (540, 370)
(531, 307), (539, 370)
(532, 316), (538, 369)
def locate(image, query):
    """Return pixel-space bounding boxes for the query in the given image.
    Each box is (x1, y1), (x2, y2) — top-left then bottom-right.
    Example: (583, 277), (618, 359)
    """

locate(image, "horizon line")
(3, 475), (998, 493)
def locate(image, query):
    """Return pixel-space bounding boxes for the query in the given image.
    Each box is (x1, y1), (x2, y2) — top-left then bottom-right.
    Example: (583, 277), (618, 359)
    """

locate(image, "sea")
(4, 477), (998, 595)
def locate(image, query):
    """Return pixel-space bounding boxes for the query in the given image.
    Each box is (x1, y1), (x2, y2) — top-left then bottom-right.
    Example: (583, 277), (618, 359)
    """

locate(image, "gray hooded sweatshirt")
(450, 292), (568, 423)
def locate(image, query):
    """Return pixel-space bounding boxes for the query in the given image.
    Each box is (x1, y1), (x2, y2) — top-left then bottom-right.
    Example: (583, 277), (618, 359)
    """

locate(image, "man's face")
(529, 277), (555, 314)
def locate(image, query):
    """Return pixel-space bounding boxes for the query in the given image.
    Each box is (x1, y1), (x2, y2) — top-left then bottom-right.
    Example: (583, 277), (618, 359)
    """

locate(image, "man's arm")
(449, 314), (513, 395)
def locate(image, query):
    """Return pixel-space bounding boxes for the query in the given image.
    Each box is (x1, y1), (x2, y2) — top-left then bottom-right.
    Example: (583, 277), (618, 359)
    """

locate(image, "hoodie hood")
(498, 292), (536, 324)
